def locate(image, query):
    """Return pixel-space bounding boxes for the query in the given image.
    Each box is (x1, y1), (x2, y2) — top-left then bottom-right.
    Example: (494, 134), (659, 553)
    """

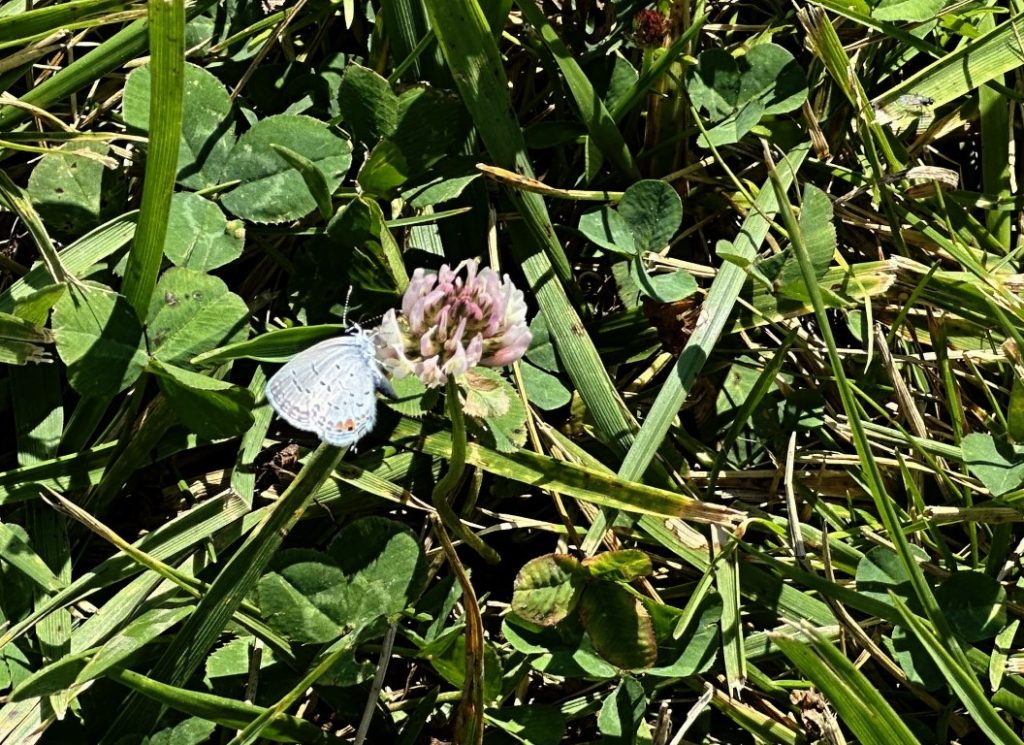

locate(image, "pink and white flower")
(375, 260), (532, 387)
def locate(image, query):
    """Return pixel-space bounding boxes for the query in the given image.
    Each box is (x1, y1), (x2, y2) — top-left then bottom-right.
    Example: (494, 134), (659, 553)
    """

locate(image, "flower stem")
(432, 514), (485, 745)
(432, 379), (500, 565)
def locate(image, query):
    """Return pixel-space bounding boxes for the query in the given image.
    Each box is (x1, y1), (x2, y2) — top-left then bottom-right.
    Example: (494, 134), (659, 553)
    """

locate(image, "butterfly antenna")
(342, 286), (354, 327)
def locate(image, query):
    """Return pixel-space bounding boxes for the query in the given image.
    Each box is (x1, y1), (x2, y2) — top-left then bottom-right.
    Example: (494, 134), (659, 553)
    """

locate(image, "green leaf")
(164, 192), (245, 271)
(145, 268), (250, 369)
(52, 283), (148, 397)
(463, 367), (527, 452)
(738, 44), (808, 116)
(205, 636), (277, 682)
(258, 517), (426, 643)
(324, 195), (407, 294)
(618, 180), (682, 252)
(385, 374), (440, 418)
(962, 432), (1024, 496)
(357, 86), (470, 196)
(686, 49), (741, 119)
(855, 545), (929, 611)
(644, 269), (699, 303)
(597, 676), (647, 743)
(886, 624), (944, 690)
(686, 44), (807, 146)
(578, 206), (636, 255)
(337, 63), (400, 145)
(603, 55), (640, 114)
(524, 314), (559, 373)
(220, 114), (352, 223)
(402, 162), (480, 208)
(579, 582), (657, 670)
(486, 705), (566, 745)
(699, 100), (765, 148)
(148, 359), (255, 439)
(519, 362), (570, 411)
(511, 554), (585, 626)
(582, 550), (652, 582)
(327, 516), (427, 621)
(145, 718), (217, 745)
(777, 184), (835, 291)
(270, 143), (334, 220)
(873, 0), (944, 22)
(502, 615), (617, 679)
(26, 142), (116, 236)
(646, 593), (722, 677)
(934, 571), (1007, 642)
(257, 548), (348, 644)
(123, 62), (235, 190)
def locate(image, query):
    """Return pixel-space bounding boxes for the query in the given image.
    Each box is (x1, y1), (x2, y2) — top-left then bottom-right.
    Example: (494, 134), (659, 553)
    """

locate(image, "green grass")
(0, 0), (1021, 743)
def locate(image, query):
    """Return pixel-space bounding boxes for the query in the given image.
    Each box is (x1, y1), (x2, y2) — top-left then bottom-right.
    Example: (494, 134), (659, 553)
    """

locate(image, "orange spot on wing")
(335, 418), (358, 432)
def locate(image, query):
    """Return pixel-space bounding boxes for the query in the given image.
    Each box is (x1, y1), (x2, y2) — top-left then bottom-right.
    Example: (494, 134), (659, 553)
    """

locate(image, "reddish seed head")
(632, 9), (668, 47)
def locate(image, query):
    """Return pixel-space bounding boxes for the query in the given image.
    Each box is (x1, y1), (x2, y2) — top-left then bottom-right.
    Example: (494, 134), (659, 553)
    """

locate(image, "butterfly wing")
(317, 348), (380, 447)
(267, 333), (392, 448)
(373, 366), (397, 399)
(265, 337), (360, 432)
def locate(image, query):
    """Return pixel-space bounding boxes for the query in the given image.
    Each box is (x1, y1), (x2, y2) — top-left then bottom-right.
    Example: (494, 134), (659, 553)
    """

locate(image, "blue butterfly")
(265, 328), (395, 448)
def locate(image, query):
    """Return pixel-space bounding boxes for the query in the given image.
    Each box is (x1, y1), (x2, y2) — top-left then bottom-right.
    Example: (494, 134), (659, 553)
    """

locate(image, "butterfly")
(265, 327), (396, 448)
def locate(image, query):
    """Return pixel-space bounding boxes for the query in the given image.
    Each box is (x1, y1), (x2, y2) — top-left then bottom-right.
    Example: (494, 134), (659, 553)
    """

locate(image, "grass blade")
(121, 0), (184, 315)
(617, 142), (809, 482)
(893, 596), (1024, 744)
(773, 625), (921, 745)
(423, 0), (641, 458)
(513, 0), (639, 180)
(101, 444), (344, 741)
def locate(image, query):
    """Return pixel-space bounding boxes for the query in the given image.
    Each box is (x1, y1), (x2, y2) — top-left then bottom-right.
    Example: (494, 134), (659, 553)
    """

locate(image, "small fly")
(895, 93), (935, 110)
(873, 93), (935, 124)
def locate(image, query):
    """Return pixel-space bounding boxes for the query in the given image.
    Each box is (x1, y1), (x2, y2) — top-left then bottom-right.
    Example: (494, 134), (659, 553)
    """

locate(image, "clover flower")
(375, 260), (532, 388)
(632, 9), (668, 47)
